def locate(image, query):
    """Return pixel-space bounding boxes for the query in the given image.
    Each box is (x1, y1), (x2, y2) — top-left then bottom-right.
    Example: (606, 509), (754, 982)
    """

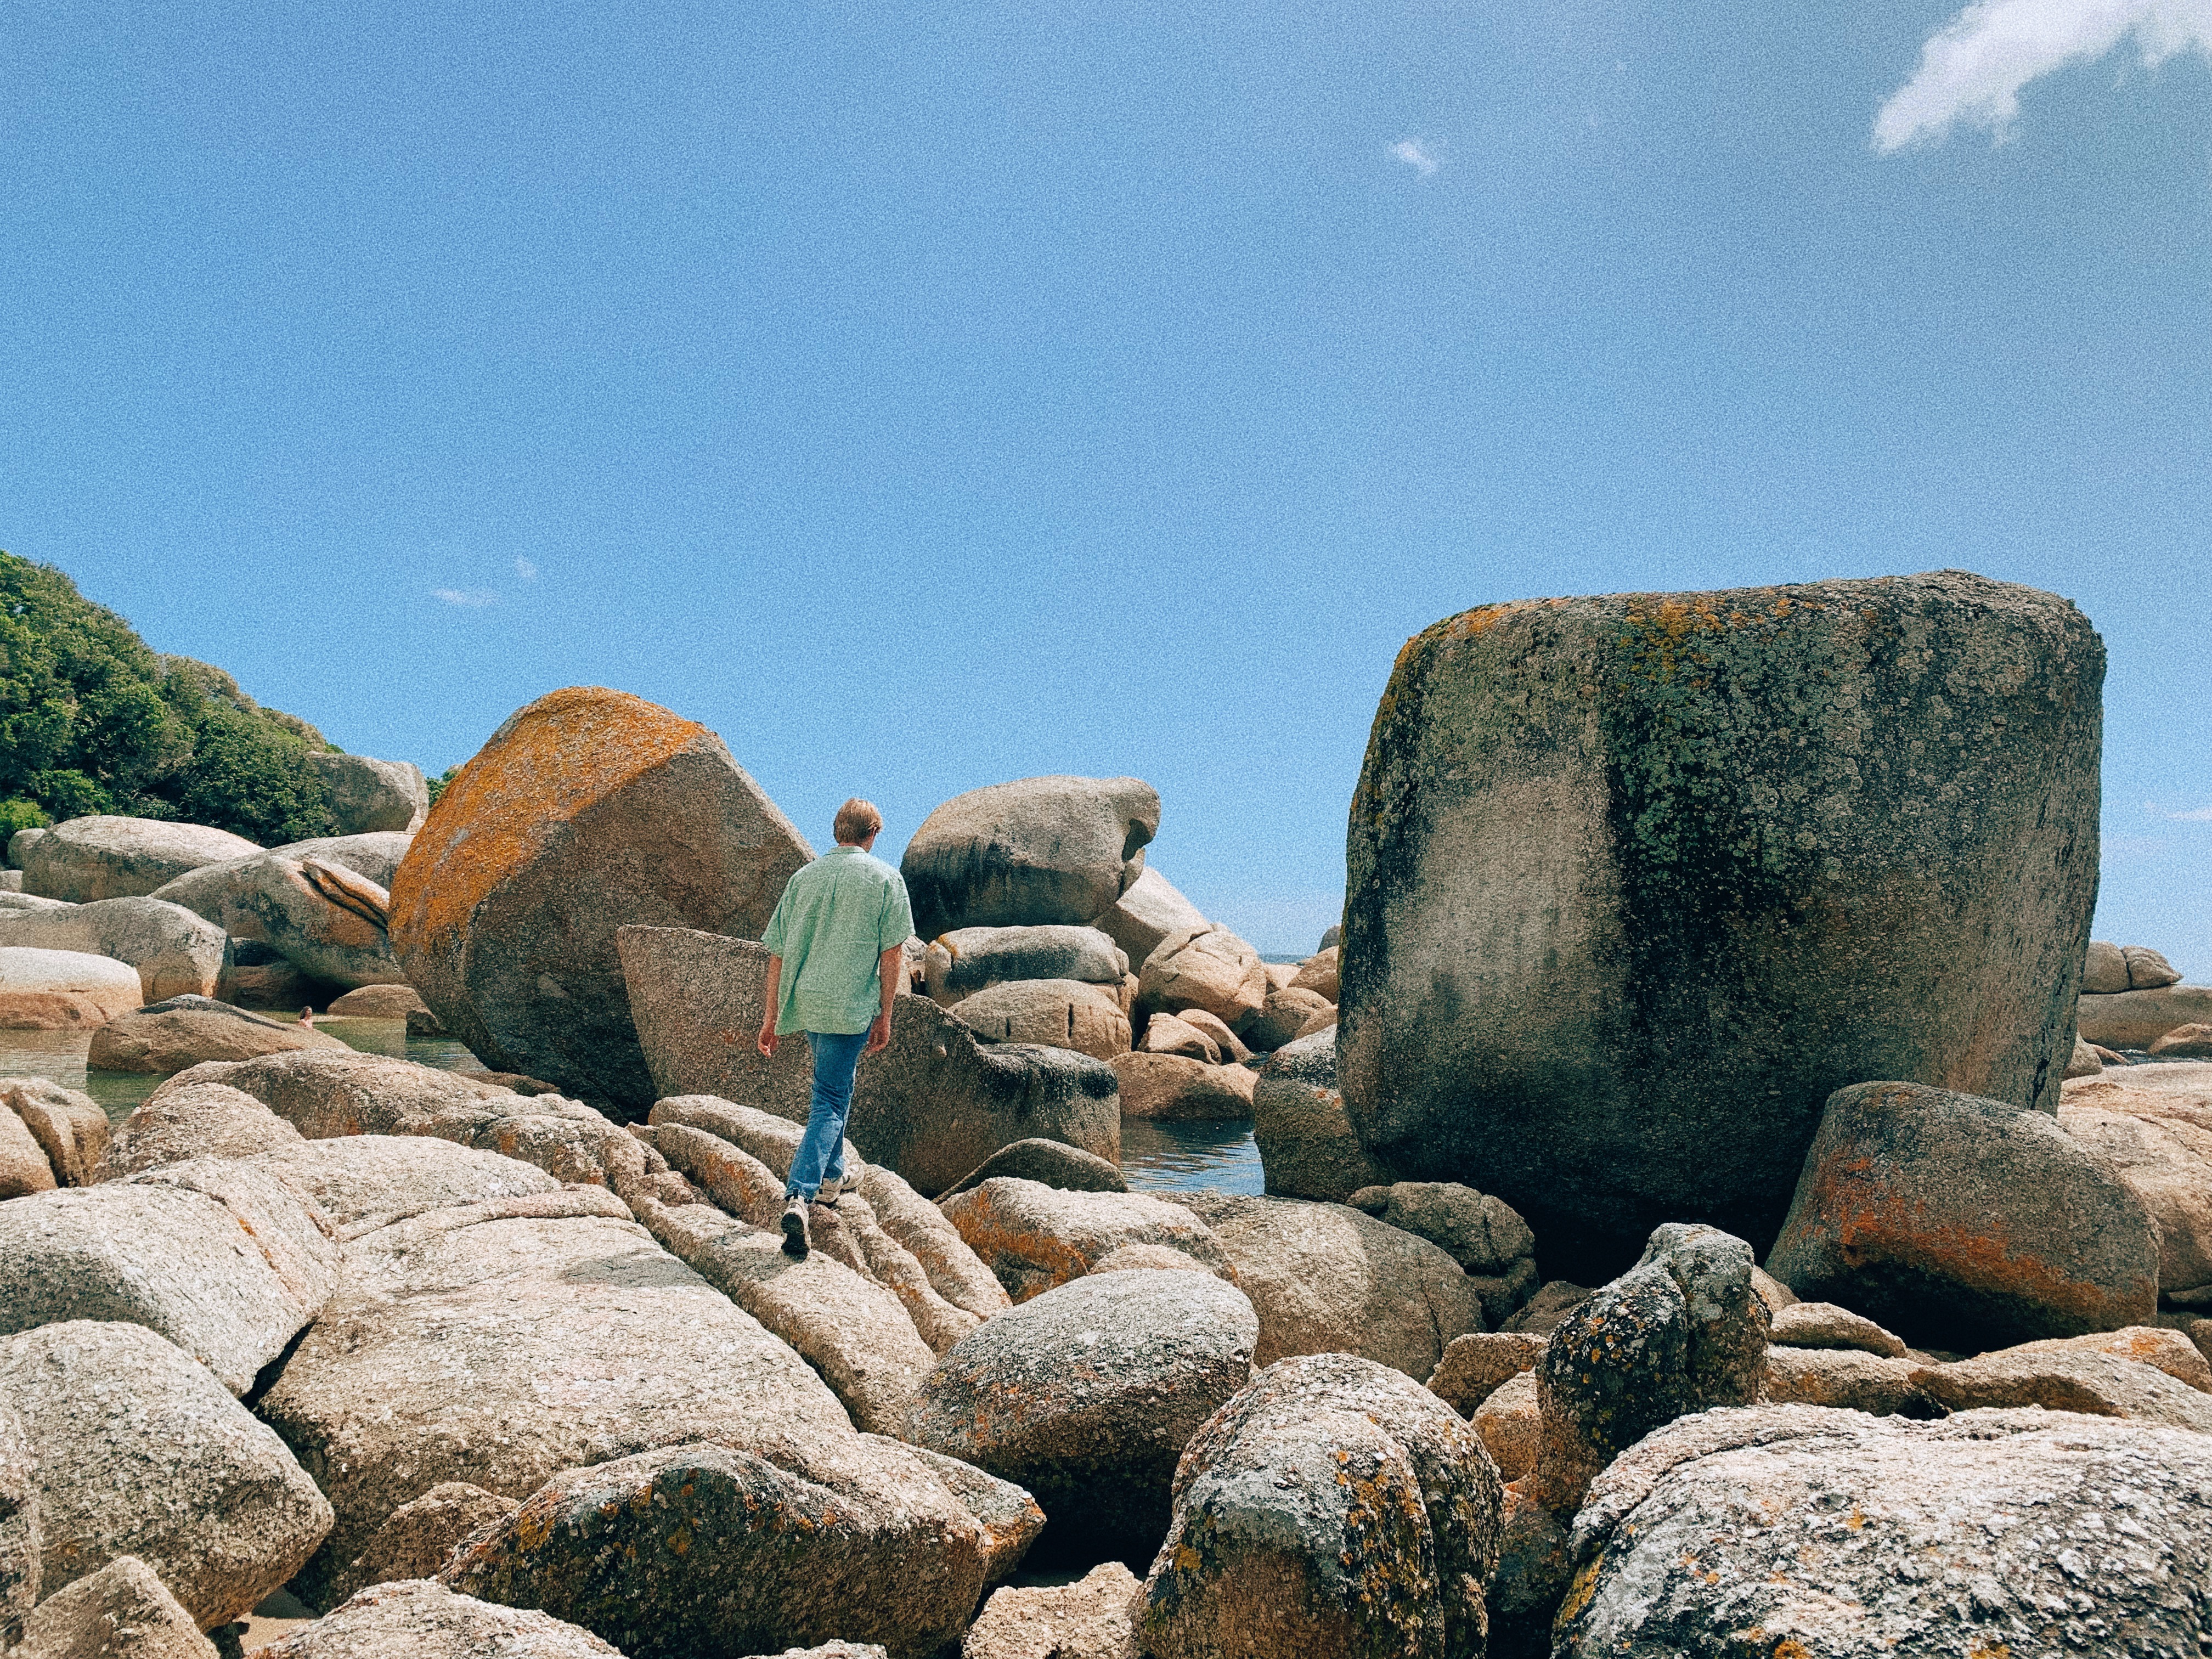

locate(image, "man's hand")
(758, 953), (784, 1057)
(864, 1010), (892, 1056)
(757, 1022), (778, 1058)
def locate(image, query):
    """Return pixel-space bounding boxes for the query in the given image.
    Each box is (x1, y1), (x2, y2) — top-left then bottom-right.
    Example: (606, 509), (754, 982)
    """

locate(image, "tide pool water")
(1119, 1115), (1262, 1195)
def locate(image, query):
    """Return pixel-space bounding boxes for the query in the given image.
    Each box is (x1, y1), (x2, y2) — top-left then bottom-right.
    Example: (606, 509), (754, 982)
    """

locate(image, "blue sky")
(3, 1), (2207, 962)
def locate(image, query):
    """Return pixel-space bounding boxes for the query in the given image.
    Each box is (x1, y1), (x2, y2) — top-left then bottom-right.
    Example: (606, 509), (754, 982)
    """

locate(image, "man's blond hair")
(833, 798), (883, 845)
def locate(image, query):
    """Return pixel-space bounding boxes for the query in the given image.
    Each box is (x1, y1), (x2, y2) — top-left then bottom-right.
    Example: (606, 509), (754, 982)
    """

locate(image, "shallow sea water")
(0, 1018), (482, 1122)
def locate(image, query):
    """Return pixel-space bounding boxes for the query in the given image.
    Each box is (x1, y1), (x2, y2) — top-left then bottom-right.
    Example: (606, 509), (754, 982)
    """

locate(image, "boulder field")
(5, 573), (2209, 1658)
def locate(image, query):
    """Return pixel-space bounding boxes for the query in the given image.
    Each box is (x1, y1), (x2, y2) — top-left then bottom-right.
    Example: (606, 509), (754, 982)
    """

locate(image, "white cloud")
(2147, 800), (2212, 821)
(515, 557), (538, 580)
(432, 588), (498, 608)
(1391, 139), (1440, 176)
(1875, 0), (2212, 151)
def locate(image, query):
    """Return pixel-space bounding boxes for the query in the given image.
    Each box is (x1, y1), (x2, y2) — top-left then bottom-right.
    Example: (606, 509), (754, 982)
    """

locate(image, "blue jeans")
(787, 1029), (867, 1200)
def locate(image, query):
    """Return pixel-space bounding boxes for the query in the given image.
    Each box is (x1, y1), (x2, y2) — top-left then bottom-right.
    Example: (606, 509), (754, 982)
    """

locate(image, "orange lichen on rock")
(391, 686), (712, 955)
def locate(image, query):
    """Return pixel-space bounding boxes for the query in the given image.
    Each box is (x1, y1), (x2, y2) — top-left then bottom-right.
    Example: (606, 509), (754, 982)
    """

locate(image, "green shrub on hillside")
(0, 550), (341, 844)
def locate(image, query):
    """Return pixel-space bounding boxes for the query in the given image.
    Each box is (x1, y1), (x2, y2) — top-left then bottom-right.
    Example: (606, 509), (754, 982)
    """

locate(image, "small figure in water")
(299, 1006), (314, 1025)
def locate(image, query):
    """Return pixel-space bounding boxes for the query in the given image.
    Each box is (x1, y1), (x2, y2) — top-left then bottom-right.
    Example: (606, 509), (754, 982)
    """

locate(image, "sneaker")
(815, 1175), (844, 1204)
(780, 1197), (811, 1259)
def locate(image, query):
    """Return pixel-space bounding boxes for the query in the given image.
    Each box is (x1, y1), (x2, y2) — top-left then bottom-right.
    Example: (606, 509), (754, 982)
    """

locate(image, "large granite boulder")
(1250, 1027), (1391, 1199)
(1341, 574), (2105, 1262)
(0, 1321), (332, 1630)
(940, 1178), (1233, 1301)
(1534, 1223), (1770, 1514)
(1904, 1342), (2212, 1429)
(947, 978), (1130, 1059)
(0, 897), (226, 1002)
(0, 1162), (341, 1395)
(922, 927), (1127, 1005)
(307, 754), (430, 836)
(901, 776), (1159, 939)
(620, 927), (1120, 1192)
(97, 1082), (299, 1180)
(151, 853), (404, 989)
(251, 1579), (620, 1659)
(2059, 1060), (2212, 1302)
(387, 687), (813, 1110)
(88, 997), (349, 1074)
(908, 1269), (1259, 1565)
(1237, 986), (1334, 1052)
(258, 1190), (855, 1611)
(21, 817), (261, 904)
(441, 1436), (1000, 1659)
(1176, 1192), (1480, 1382)
(1556, 1404), (2212, 1658)
(1087, 865), (1206, 975)
(1769, 1080), (2160, 1348)
(2076, 983), (2212, 1049)
(0, 946), (144, 1029)
(1135, 1352), (1504, 1659)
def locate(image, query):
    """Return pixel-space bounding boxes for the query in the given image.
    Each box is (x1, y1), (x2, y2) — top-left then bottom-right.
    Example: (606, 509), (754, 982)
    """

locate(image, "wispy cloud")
(515, 557), (538, 580)
(1875, 0), (2212, 151)
(1391, 139), (1440, 176)
(2148, 800), (2212, 822)
(432, 588), (498, 608)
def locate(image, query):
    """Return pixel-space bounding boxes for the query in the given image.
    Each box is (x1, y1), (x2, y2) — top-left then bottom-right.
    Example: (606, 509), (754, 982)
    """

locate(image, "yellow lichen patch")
(390, 686), (710, 955)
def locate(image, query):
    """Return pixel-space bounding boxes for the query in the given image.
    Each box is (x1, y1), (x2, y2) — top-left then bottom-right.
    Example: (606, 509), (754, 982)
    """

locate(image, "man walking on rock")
(756, 797), (913, 1259)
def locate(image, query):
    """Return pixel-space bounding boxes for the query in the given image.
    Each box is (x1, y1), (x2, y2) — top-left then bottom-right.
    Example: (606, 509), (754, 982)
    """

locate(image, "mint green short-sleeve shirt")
(758, 845), (915, 1036)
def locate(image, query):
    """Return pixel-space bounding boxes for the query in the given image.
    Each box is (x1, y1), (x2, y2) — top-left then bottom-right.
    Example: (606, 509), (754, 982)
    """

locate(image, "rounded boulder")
(1136, 1352), (1503, 1659)
(902, 776), (1159, 939)
(22, 816), (262, 903)
(908, 1269), (1259, 1565)
(0, 946), (144, 1030)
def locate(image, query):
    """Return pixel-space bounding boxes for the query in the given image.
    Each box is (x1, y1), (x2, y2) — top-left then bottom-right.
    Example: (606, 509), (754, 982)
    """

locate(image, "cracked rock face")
(1556, 1404), (2212, 1658)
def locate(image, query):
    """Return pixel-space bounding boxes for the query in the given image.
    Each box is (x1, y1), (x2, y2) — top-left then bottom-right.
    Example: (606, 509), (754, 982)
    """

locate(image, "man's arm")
(757, 955), (783, 1057)
(865, 943), (901, 1054)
